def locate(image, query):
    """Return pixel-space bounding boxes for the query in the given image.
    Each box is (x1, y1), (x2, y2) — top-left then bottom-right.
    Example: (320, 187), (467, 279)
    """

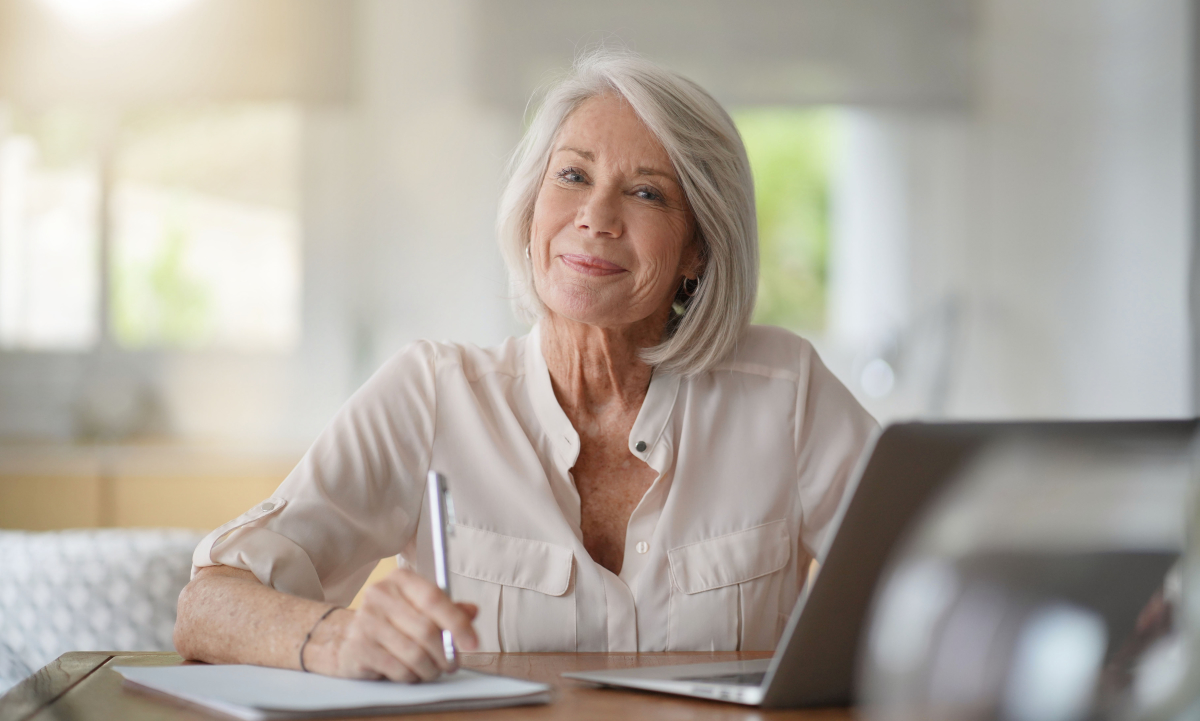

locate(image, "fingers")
(369, 591), (454, 674)
(352, 633), (421, 683)
(339, 569), (480, 683)
(341, 599), (441, 682)
(361, 605), (444, 681)
(392, 569), (479, 651)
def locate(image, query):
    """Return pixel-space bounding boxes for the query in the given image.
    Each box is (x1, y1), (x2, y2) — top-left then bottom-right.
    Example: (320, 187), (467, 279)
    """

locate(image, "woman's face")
(530, 93), (700, 331)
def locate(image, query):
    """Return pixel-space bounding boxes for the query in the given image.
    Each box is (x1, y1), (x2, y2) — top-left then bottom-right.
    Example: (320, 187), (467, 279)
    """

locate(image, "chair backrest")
(0, 528), (203, 693)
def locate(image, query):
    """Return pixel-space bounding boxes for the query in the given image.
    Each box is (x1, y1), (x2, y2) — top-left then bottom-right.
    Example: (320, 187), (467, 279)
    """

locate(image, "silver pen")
(426, 470), (458, 671)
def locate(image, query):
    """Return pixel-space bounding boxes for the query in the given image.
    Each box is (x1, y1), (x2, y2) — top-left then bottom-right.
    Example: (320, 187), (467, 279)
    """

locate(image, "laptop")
(562, 419), (1199, 708)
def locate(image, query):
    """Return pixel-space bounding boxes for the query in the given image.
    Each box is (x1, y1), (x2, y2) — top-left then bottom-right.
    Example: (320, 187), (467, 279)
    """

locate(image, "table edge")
(0, 652), (113, 721)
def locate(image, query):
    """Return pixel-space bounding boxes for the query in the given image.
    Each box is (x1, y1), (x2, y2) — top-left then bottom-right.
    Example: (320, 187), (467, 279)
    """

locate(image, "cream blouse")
(192, 323), (877, 653)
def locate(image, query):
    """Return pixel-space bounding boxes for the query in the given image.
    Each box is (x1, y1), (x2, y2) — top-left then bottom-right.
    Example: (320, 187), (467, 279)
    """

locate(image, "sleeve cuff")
(190, 496), (326, 602)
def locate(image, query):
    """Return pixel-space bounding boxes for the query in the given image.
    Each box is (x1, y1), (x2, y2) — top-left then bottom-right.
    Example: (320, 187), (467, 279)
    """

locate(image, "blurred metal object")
(1127, 453), (1200, 721)
(73, 347), (166, 440)
(859, 429), (1199, 721)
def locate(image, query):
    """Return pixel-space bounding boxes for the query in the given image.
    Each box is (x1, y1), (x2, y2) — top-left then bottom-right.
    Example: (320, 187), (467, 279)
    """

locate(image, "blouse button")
(635, 541), (649, 554)
(635, 441), (647, 452)
(260, 502), (275, 511)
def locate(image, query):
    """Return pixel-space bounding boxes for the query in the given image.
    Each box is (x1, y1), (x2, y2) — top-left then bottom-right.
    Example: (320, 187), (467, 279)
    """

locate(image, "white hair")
(496, 49), (758, 376)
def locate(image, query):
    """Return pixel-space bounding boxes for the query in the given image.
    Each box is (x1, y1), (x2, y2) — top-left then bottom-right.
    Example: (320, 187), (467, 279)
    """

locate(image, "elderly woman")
(174, 51), (876, 682)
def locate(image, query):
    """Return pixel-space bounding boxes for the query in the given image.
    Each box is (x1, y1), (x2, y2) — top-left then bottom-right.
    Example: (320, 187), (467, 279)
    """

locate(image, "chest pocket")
(448, 524), (576, 652)
(667, 519), (792, 651)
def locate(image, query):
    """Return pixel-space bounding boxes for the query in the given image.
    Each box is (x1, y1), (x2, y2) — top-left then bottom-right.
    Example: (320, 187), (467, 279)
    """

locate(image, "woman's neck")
(540, 310), (669, 419)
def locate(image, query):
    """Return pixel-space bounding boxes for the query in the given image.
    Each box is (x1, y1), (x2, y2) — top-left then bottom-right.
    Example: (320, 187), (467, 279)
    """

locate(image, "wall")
(829, 0), (1192, 422)
(956, 0), (1191, 418)
(0, 0), (1191, 447)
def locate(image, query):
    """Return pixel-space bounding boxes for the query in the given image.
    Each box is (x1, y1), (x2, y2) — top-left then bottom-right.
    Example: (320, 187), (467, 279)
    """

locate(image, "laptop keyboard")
(677, 671), (766, 687)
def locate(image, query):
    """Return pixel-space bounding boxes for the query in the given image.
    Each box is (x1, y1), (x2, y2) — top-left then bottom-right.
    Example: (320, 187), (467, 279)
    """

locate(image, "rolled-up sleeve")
(192, 341), (439, 607)
(794, 348), (878, 561)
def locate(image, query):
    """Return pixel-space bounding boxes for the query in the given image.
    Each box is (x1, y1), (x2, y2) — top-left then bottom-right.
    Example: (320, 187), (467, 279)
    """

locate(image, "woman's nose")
(575, 189), (623, 238)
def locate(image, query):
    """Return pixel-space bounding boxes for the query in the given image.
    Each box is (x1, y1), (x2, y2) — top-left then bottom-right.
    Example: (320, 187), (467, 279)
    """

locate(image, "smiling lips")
(559, 253), (627, 276)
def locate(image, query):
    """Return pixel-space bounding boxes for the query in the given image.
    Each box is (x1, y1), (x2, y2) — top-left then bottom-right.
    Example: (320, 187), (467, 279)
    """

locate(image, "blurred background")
(0, 0), (1196, 692)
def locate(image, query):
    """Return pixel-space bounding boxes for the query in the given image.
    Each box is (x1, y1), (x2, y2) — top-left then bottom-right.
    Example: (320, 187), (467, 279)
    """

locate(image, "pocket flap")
(668, 520), (791, 595)
(448, 524), (574, 596)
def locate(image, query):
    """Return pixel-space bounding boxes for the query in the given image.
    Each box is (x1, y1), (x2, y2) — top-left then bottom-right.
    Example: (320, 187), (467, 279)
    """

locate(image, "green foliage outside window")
(112, 214), (211, 349)
(733, 108), (833, 332)
(110, 104), (300, 350)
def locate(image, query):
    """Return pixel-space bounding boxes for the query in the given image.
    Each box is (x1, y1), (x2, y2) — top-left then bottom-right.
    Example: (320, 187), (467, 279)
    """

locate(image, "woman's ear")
(683, 233), (706, 279)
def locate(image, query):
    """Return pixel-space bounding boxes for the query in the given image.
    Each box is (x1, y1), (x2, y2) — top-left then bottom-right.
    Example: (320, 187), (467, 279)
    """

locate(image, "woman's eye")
(634, 187), (663, 202)
(555, 168), (586, 184)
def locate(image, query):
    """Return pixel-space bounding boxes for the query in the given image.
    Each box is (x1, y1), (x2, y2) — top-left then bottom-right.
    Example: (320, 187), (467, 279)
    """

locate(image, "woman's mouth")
(558, 254), (627, 276)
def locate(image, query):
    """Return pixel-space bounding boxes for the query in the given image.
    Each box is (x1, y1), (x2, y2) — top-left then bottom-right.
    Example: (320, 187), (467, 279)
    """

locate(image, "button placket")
(618, 443), (671, 588)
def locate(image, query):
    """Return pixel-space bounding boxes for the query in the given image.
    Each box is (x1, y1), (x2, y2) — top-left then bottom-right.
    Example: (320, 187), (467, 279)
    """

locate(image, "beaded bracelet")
(299, 605), (340, 673)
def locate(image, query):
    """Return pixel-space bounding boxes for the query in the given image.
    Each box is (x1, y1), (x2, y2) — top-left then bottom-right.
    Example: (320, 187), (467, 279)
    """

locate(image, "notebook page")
(116, 665), (551, 719)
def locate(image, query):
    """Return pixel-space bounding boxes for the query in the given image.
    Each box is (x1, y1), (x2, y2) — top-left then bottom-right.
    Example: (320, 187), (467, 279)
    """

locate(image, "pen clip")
(443, 487), (456, 534)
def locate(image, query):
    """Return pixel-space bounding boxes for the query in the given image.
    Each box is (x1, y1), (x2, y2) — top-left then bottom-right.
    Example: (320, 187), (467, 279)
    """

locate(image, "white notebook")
(116, 664), (552, 720)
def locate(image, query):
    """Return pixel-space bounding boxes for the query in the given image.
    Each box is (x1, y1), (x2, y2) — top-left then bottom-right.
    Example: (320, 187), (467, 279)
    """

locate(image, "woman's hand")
(308, 567), (479, 682)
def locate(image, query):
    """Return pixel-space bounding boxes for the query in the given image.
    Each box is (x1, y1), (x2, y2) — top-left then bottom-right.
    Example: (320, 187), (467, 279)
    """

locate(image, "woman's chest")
(427, 422), (803, 648)
(571, 434), (659, 574)
(426, 373), (803, 544)
(420, 370), (807, 652)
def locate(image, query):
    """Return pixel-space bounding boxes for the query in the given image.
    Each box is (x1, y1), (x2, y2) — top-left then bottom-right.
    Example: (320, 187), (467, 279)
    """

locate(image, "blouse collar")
(525, 320), (681, 472)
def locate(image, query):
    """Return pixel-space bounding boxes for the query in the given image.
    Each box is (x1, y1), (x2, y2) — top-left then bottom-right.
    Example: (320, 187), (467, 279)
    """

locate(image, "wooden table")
(0, 652), (854, 721)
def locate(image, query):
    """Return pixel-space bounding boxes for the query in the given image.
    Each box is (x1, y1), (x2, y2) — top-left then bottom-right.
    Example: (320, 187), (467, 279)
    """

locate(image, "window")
(112, 106), (301, 350)
(733, 108), (834, 332)
(0, 108), (102, 349)
(0, 103), (301, 353)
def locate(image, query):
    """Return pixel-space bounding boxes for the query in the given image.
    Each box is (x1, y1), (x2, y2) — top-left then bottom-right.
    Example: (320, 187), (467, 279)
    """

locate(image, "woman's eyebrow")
(637, 167), (680, 186)
(556, 146), (595, 160)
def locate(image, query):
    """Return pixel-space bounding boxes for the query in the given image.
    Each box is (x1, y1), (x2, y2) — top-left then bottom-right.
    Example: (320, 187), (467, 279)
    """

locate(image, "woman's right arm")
(177, 342), (470, 679)
(174, 564), (479, 681)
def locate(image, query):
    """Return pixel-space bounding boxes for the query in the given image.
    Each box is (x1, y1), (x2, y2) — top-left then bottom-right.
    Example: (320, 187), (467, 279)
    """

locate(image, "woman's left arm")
(794, 349), (879, 560)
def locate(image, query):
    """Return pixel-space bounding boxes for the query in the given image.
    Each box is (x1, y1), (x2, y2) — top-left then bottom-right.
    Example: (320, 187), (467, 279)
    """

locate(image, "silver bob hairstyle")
(496, 50), (759, 376)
